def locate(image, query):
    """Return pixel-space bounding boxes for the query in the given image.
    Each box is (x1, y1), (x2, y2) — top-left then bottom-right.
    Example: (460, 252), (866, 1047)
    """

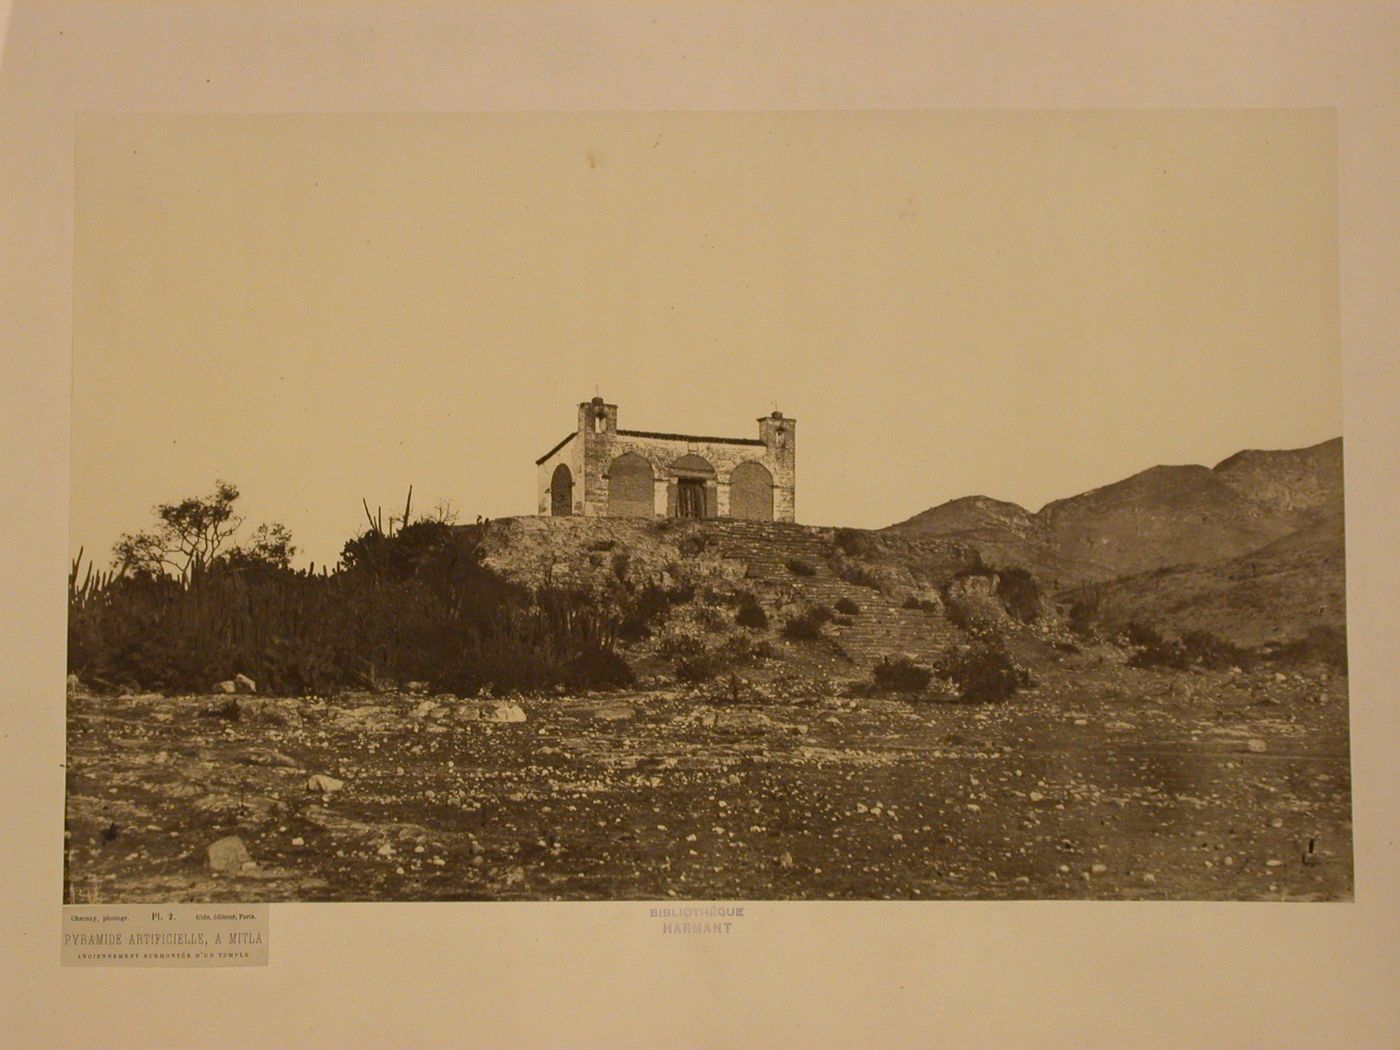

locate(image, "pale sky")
(72, 111), (1340, 569)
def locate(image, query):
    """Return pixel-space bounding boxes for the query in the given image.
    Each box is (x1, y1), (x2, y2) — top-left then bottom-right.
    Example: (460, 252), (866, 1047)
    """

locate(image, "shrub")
(833, 560), (883, 590)
(610, 551), (631, 582)
(994, 567), (1041, 623)
(782, 606), (831, 641)
(565, 645), (635, 690)
(1124, 622), (1251, 672)
(871, 655), (932, 694)
(716, 633), (774, 665)
(834, 596), (861, 616)
(903, 595), (939, 612)
(67, 527), (633, 697)
(690, 601), (732, 633)
(678, 533), (711, 557)
(834, 528), (866, 556)
(655, 625), (708, 660)
(1124, 622), (1190, 670)
(618, 582), (682, 641)
(674, 651), (720, 684)
(1179, 629), (1252, 671)
(734, 596), (769, 630)
(1066, 592), (1102, 639)
(785, 557), (818, 577)
(1272, 624), (1348, 673)
(936, 643), (1031, 702)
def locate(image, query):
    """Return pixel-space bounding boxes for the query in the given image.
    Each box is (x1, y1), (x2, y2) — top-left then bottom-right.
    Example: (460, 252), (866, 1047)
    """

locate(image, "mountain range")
(884, 437), (1344, 644)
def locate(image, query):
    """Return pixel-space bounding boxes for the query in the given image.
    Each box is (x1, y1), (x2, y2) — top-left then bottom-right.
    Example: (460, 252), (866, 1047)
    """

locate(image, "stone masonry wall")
(537, 400), (797, 522)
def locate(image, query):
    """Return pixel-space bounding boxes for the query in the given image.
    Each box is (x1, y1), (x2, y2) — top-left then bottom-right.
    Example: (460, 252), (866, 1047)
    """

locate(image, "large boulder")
(206, 835), (252, 874)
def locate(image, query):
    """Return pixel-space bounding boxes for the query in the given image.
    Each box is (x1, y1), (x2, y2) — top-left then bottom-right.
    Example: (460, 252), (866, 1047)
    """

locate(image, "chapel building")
(535, 397), (796, 521)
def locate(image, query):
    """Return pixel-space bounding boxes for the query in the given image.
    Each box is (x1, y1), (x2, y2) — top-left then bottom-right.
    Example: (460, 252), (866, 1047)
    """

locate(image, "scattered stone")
(1143, 873), (1157, 885)
(291, 837), (305, 847)
(1246, 738), (1269, 753)
(1090, 863), (1108, 875)
(593, 704), (637, 723)
(779, 851), (794, 869)
(457, 701), (528, 723)
(306, 774), (345, 793)
(214, 680), (238, 694)
(1028, 791), (1045, 803)
(405, 681), (430, 693)
(237, 748), (300, 768)
(411, 700), (440, 719)
(206, 835), (251, 873)
(234, 673), (257, 693)
(234, 697), (302, 727)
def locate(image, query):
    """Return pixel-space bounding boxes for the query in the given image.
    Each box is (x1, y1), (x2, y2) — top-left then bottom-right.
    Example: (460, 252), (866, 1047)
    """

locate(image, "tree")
(112, 481), (291, 579)
(225, 522), (297, 571)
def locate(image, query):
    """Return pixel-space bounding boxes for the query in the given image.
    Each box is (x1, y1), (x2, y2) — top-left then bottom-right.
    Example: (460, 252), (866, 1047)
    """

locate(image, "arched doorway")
(668, 454), (715, 518)
(729, 460), (774, 521)
(607, 453), (654, 518)
(549, 464), (573, 516)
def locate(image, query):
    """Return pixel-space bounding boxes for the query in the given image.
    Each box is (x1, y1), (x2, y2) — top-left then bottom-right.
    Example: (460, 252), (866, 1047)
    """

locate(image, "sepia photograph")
(63, 109), (1351, 904)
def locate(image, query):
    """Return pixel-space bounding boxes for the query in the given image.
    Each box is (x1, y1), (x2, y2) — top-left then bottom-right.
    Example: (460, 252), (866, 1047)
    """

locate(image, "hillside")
(1214, 437), (1344, 513)
(1066, 505), (1345, 647)
(478, 516), (984, 674)
(884, 437), (1345, 645)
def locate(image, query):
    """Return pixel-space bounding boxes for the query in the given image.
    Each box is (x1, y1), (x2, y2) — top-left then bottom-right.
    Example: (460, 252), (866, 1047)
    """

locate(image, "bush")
(618, 582), (684, 641)
(994, 567), (1041, 623)
(690, 601), (732, 633)
(903, 595), (939, 612)
(610, 551), (631, 582)
(782, 606), (832, 641)
(1272, 624), (1348, 673)
(832, 559), (883, 590)
(834, 527), (867, 556)
(734, 595), (769, 630)
(674, 651), (720, 683)
(1066, 591), (1102, 639)
(936, 643), (1031, 702)
(785, 557), (818, 577)
(565, 645), (636, 690)
(716, 633), (774, 665)
(1125, 622), (1252, 672)
(871, 655), (932, 694)
(834, 596), (861, 616)
(67, 527), (634, 696)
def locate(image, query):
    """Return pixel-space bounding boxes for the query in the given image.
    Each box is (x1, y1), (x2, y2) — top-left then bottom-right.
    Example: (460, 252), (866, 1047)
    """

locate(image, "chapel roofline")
(534, 431), (575, 465)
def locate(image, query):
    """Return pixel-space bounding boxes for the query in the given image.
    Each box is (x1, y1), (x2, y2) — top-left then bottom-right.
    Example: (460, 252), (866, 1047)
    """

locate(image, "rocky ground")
(64, 647), (1351, 902)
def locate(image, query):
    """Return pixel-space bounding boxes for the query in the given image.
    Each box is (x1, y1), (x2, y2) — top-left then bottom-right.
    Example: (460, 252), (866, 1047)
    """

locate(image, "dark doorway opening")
(550, 464), (573, 516)
(677, 478), (707, 518)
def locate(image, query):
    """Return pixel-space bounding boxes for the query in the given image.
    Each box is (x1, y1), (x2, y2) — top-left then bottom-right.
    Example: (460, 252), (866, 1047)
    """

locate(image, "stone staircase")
(690, 520), (964, 670)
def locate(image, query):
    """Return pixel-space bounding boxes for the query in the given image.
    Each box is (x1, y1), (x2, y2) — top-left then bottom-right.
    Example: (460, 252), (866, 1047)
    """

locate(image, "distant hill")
(1062, 504), (1345, 647)
(884, 438), (1345, 644)
(885, 438), (1341, 588)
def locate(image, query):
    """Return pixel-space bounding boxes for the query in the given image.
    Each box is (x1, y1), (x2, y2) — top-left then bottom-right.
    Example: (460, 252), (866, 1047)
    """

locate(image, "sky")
(71, 110), (1341, 569)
